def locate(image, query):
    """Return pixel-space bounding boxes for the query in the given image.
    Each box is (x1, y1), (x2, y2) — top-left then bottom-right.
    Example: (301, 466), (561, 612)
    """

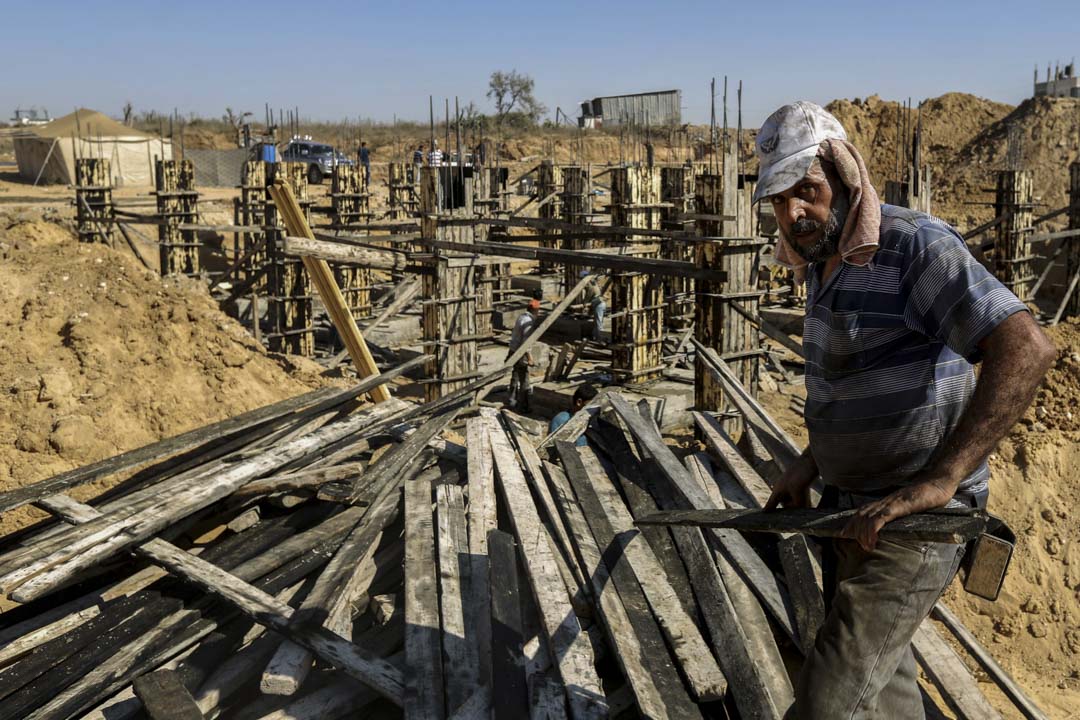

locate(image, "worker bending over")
(548, 383), (598, 446)
(756, 102), (1055, 719)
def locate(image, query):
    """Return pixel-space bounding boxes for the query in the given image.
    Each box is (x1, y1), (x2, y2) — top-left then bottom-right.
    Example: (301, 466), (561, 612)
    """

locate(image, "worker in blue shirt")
(548, 383), (599, 446)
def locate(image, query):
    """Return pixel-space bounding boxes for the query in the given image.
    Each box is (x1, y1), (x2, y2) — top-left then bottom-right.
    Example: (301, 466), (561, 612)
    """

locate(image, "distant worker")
(580, 271), (605, 342)
(507, 299), (541, 413)
(413, 144), (425, 167)
(429, 142), (443, 167)
(358, 142), (371, 184)
(548, 383), (598, 446)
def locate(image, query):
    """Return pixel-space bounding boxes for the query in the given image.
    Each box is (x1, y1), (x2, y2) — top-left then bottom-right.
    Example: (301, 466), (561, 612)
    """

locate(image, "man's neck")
(821, 253), (844, 282)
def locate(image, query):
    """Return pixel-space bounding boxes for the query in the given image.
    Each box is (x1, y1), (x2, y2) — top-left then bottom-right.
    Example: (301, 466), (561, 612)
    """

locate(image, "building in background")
(9, 107), (51, 126)
(579, 89), (681, 128)
(1034, 62), (1080, 98)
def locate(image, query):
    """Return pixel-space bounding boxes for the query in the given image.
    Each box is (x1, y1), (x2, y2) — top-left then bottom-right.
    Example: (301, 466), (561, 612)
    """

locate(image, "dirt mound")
(941, 96), (1080, 227)
(0, 209), (337, 535)
(827, 93), (1015, 224)
(827, 93), (1080, 230)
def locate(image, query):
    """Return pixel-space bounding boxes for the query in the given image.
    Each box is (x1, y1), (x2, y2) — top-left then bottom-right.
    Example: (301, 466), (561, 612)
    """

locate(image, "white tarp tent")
(13, 108), (173, 187)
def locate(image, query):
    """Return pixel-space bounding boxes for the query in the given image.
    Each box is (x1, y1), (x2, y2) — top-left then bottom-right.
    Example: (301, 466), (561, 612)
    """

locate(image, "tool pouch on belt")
(960, 513), (1015, 601)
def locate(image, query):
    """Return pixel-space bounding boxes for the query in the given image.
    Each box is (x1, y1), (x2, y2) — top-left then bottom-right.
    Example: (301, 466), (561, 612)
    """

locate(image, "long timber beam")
(420, 239), (727, 282)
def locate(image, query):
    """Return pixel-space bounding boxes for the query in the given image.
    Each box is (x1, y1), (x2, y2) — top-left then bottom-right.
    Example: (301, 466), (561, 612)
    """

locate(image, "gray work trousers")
(591, 299), (606, 342)
(789, 537), (965, 719)
(508, 357), (531, 412)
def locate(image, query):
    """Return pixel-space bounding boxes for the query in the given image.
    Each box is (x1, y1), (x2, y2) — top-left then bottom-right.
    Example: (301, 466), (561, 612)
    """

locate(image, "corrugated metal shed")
(580, 90), (682, 127)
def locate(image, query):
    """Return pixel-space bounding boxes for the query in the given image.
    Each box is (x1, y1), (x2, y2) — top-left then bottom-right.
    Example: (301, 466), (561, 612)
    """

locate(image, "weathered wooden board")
(0, 384), (354, 514)
(572, 445), (726, 702)
(487, 421), (607, 720)
(607, 393), (799, 641)
(437, 483), (478, 713)
(131, 670), (203, 720)
(556, 442), (703, 719)
(466, 415), (497, 704)
(488, 529), (529, 720)
(404, 475), (445, 720)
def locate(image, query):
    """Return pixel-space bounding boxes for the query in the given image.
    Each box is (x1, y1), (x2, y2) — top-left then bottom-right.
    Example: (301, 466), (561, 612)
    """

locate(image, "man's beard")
(787, 194), (849, 263)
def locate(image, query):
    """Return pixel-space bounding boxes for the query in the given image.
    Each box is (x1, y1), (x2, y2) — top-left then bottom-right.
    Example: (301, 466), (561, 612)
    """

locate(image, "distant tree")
(487, 70), (547, 125)
(122, 101), (134, 126)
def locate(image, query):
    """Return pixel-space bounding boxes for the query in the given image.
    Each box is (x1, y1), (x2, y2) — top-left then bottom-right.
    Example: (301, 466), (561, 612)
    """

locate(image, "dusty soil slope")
(0, 209), (337, 534)
(828, 93), (1080, 228)
(939, 320), (1080, 718)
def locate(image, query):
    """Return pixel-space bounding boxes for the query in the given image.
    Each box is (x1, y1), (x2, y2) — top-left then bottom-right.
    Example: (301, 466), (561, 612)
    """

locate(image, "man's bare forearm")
(906, 312), (1055, 509)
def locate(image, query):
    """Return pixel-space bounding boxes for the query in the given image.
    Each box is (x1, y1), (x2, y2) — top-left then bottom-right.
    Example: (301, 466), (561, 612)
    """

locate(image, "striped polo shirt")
(802, 204), (1028, 506)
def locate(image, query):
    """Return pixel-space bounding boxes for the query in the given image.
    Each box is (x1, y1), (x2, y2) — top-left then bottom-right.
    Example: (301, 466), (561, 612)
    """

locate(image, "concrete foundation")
(511, 273), (564, 301)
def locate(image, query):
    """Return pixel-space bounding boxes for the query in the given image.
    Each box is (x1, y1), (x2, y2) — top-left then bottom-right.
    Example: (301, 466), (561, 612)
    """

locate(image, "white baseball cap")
(752, 101), (847, 204)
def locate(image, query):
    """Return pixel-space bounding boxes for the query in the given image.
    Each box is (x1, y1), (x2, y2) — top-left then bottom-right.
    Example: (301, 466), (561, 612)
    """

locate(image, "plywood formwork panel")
(75, 158), (115, 245)
(561, 165), (595, 292)
(266, 162), (314, 356)
(994, 170), (1035, 301)
(473, 167), (512, 334)
(660, 164), (696, 330)
(154, 159), (199, 276)
(420, 166), (481, 401)
(331, 164), (373, 321)
(239, 161), (269, 290)
(610, 166), (664, 384)
(388, 162), (419, 220)
(537, 160), (564, 273)
(694, 166), (760, 422)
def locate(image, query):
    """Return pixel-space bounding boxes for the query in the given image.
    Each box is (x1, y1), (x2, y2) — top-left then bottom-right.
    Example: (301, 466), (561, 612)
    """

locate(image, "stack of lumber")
(0, 356), (1046, 719)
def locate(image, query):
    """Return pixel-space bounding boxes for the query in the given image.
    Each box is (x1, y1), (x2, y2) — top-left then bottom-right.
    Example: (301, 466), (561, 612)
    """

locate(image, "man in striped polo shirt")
(757, 102), (1056, 718)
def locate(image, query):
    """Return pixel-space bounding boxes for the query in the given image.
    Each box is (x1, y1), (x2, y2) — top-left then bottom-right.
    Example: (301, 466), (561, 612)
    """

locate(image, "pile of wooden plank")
(0, 360), (1046, 719)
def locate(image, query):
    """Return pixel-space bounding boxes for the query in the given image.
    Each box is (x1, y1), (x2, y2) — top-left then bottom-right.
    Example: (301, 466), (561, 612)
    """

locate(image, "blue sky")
(5, 0), (1079, 127)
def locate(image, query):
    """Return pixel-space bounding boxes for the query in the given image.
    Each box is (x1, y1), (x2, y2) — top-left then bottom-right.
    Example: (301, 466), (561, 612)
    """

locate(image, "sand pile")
(0, 209), (337, 534)
(827, 93), (1080, 230)
(941, 96), (1080, 227)
(939, 320), (1080, 717)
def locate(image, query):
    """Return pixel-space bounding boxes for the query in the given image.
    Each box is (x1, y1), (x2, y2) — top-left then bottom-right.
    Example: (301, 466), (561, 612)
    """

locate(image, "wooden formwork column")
(694, 161), (760, 421)
(660, 164), (696, 330)
(610, 166), (664, 384)
(266, 162), (314, 356)
(75, 158), (115, 244)
(695, 173), (726, 412)
(154, 159), (200, 276)
(239, 161), (269, 289)
(731, 176), (762, 393)
(994, 170), (1035, 301)
(388, 162), (419, 220)
(472, 167), (511, 335)
(330, 164), (373, 320)
(536, 160), (564, 273)
(561, 165), (595, 290)
(1069, 162), (1080, 317)
(420, 166), (480, 401)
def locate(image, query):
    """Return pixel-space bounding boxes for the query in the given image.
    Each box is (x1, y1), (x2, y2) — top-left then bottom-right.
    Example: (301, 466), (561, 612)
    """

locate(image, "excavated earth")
(0, 208), (342, 536)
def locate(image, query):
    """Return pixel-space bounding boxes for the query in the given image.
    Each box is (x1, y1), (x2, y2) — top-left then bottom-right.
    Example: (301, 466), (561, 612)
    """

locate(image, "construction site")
(0, 68), (1079, 720)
